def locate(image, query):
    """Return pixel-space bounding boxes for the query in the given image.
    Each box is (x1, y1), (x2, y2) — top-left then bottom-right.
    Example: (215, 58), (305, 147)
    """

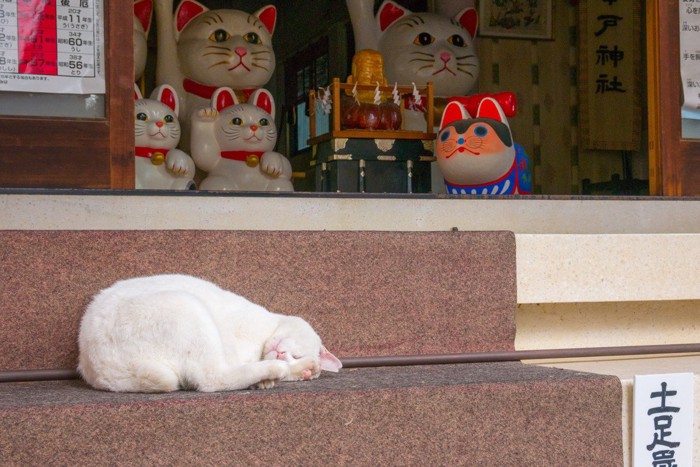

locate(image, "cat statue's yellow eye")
(164, 115), (174, 123)
(136, 112), (148, 121)
(243, 32), (261, 45)
(413, 32), (435, 46)
(209, 29), (231, 43)
(448, 34), (466, 47)
(231, 117), (243, 126)
(259, 118), (269, 126)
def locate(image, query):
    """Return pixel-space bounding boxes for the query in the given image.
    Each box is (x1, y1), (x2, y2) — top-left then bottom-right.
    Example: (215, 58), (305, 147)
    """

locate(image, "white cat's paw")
(254, 360), (289, 389)
(286, 357), (321, 382)
(194, 107), (219, 122)
(165, 150), (195, 176)
(260, 152), (286, 177)
(255, 379), (277, 390)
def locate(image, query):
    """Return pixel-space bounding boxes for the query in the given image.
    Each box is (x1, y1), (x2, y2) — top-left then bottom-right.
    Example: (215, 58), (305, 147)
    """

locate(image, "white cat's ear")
(174, 0), (208, 37)
(134, 83), (143, 101)
(211, 87), (239, 112)
(476, 97), (508, 125)
(377, 0), (410, 33)
(249, 89), (275, 119)
(134, 0), (153, 35)
(150, 84), (179, 115)
(440, 101), (470, 129)
(320, 346), (342, 373)
(455, 7), (478, 40)
(255, 5), (277, 36)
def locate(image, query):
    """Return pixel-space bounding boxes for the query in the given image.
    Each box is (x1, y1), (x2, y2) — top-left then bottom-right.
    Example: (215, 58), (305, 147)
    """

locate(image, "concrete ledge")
(2, 192), (699, 234)
(516, 234), (700, 303)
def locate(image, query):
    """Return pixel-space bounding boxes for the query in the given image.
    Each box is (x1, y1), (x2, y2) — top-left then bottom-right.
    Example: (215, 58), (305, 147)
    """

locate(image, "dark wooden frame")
(0, 2), (134, 189)
(647, 0), (700, 195)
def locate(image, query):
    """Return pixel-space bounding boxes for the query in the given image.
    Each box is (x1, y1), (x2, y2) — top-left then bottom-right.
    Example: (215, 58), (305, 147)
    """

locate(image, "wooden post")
(426, 82), (434, 133)
(333, 77), (341, 133)
(309, 90), (316, 140)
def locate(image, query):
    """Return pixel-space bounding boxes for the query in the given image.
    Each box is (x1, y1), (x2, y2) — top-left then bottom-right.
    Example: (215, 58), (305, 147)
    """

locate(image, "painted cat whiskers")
(176, 6), (275, 92)
(77, 274), (342, 393)
(377, 0), (479, 100)
(384, 14), (478, 91)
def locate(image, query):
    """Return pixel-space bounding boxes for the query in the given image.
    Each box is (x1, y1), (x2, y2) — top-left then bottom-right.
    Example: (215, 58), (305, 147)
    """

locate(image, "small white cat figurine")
(134, 84), (196, 190)
(190, 87), (294, 191)
(78, 274), (342, 393)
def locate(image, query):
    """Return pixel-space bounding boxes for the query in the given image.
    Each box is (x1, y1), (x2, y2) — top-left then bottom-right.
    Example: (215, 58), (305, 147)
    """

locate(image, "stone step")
(0, 230), (516, 373)
(0, 362), (622, 465)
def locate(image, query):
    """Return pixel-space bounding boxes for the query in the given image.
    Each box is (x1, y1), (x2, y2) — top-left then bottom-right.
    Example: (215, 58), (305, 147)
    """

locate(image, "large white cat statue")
(376, 0), (480, 130)
(190, 87), (294, 191)
(134, 84), (196, 190)
(133, 0), (152, 82)
(154, 0), (277, 150)
(78, 274), (342, 392)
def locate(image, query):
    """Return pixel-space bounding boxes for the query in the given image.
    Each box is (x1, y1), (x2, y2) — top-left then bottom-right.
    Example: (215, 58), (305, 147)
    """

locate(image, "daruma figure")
(436, 97), (532, 195)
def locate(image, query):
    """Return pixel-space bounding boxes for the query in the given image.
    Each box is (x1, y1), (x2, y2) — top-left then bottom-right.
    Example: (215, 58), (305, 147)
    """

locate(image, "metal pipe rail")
(1, 343), (699, 384)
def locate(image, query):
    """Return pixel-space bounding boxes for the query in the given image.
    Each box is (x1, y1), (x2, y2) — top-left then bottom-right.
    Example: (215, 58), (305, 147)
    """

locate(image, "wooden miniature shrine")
(307, 79), (436, 193)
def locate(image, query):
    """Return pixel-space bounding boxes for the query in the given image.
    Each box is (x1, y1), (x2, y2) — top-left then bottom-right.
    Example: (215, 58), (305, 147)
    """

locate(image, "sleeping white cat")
(78, 274), (342, 393)
(191, 87), (294, 191)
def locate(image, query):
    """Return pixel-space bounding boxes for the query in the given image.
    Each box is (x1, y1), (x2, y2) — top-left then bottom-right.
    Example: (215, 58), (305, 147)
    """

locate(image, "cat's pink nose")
(235, 47), (247, 57)
(440, 52), (451, 63)
(250, 125), (258, 131)
(156, 121), (163, 127)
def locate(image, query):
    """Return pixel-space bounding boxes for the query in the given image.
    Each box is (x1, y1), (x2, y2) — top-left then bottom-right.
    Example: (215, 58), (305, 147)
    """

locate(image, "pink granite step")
(0, 362), (623, 465)
(0, 230), (516, 372)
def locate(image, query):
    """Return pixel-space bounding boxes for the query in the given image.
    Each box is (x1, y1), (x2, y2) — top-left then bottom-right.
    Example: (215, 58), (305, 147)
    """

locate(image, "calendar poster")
(0, 0), (104, 94)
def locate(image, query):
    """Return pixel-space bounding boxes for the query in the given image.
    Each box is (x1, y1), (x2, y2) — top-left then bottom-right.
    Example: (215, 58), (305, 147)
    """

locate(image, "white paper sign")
(0, 0), (105, 94)
(633, 373), (695, 467)
(680, 1), (700, 119)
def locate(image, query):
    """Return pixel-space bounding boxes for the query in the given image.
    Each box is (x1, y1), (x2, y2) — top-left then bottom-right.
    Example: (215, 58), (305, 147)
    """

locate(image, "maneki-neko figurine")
(134, 85), (196, 190)
(190, 87), (294, 191)
(436, 97), (532, 195)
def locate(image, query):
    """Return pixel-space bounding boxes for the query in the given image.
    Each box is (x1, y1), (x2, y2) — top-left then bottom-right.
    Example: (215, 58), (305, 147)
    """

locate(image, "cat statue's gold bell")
(150, 152), (166, 166)
(246, 154), (260, 168)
